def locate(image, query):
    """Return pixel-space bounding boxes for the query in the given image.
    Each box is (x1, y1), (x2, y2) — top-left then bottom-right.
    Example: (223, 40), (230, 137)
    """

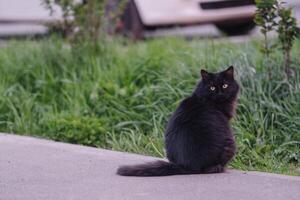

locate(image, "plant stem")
(264, 31), (272, 79)
(284, 46), (291, 80)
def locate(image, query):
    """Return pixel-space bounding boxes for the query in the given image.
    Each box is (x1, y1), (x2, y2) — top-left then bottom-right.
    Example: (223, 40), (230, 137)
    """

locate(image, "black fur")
(117, 66), (239, 176)
(117, 160), (190, 176)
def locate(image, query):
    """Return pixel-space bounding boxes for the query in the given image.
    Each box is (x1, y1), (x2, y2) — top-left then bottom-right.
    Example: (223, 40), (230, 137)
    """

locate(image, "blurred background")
(0, 0), (299, 40)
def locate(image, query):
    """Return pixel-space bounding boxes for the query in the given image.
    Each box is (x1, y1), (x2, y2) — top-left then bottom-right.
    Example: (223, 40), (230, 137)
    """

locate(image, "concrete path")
(0, 133), (299, 200)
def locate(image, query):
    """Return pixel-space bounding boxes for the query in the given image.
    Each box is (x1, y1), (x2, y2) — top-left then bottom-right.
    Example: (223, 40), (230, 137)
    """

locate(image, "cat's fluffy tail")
(117, 160), (189, 176)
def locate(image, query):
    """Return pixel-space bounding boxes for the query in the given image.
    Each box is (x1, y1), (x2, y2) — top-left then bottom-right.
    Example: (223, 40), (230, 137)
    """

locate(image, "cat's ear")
(223, 66), (234, 79)
(200, 69), (209, 80)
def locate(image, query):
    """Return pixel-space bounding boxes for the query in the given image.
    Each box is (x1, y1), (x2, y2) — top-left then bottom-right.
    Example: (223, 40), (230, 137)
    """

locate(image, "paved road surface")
(0, 133), (299, 200)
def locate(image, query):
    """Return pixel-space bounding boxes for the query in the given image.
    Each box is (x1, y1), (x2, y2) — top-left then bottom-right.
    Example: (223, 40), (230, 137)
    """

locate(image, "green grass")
(0, 36), (299, 176)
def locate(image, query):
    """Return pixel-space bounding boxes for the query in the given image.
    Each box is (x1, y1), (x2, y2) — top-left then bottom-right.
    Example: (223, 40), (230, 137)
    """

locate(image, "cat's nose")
(217, 93), (224, 98)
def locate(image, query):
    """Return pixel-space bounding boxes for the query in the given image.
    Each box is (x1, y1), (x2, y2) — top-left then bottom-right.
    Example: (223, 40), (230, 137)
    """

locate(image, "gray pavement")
(0, 23), (48, 37)
(0, 133), (300, 200)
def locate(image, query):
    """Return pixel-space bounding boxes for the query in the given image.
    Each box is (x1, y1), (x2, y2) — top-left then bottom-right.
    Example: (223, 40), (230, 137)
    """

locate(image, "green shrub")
(255, 0), (299, 80)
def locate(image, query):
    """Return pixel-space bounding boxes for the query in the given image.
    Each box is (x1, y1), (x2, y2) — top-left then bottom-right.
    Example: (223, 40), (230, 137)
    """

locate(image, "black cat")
(117, 66), (239, 176)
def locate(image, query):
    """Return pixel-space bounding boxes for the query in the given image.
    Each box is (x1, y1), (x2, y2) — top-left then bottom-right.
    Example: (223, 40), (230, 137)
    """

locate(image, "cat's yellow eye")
(222, 84), (228, 89)
(210, 86), (215, 91)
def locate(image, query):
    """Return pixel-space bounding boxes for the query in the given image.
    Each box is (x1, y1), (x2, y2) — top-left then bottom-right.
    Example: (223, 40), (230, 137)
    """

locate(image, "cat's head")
(195, 66), (239, 103)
